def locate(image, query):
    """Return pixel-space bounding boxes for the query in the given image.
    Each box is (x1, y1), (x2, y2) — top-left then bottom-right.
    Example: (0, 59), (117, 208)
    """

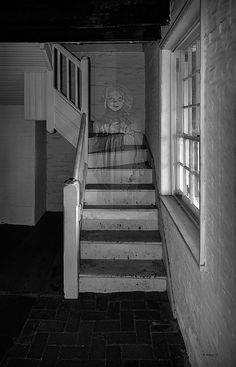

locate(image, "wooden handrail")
(73, 113), (86, 180)
(53, 43), (81, 69)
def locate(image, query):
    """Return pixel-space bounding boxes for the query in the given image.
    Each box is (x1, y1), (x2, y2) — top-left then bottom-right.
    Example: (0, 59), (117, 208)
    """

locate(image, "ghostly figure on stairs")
(91, 84), (145, 169)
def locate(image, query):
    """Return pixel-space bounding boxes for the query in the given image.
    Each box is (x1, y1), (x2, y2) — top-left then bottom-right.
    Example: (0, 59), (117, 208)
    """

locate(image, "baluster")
(57, 50), (61, 92)
(66, 57), (70, 100)
(75, 66), (78, 108)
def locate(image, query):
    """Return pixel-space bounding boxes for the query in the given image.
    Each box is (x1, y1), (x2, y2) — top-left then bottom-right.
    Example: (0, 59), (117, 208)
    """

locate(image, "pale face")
(106, 90), (124, 111)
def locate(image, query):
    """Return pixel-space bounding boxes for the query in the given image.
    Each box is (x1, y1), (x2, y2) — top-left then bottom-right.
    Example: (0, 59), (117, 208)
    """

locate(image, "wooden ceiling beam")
(0, 0), (170, 42)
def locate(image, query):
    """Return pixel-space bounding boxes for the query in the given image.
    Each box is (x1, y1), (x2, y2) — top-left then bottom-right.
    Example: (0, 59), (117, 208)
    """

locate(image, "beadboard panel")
(0, 70), (24, 105)
(24, 71), (47, 120)
(0, 106), (36, 225)
(47, 131), (75, 212)
(54, 91), (81, 147)
(35, 121), (47, 223)
(0, 43), (50, 71)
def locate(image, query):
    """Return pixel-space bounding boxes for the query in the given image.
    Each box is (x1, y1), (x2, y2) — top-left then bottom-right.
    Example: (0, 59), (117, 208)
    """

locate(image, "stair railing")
(54, 42), (90, 299)
(52, 44), (89, 157)
(63, 113), (88, 299)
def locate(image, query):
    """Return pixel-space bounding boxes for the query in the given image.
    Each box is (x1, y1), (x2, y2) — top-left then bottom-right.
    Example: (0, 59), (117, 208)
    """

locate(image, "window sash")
(174, 37), (200, 216)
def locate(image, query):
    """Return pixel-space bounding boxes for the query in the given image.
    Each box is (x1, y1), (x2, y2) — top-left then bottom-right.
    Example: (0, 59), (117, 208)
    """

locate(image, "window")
(173, 35), (201, 219)
(159, 0), (206, 268)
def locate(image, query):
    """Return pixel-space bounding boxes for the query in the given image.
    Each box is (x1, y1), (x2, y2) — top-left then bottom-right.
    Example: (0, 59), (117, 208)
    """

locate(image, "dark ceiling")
(0, 0), (170, 42)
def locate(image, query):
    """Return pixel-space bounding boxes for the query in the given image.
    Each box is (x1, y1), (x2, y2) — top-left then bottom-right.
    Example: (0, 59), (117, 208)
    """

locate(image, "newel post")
(81, 57), (90, 163)
(63, 179), (81, 299)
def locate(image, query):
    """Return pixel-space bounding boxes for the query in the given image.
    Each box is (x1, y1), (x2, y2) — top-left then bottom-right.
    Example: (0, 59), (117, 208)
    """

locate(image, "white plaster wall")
(71, 48), (145, 132)
(144, 43), (160, 185)
(0, 106), (36, 225)
(47, 132), (75, 211)
(145, 0), (236, 366)
(35, 121), (47, 223)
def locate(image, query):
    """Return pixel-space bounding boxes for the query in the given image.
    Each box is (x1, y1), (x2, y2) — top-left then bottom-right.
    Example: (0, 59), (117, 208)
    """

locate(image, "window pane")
(192, 74), (196, 105)
(193, 141), (199, 172)
(183, 51), (189, 78)
(191, 44), (197, 73)
(178, 138), (184, 163)
(193, 174), (200, 209)
(183, 80), (188, 106)
(183, 108), (189, 134)
(186, 169), (190, 198)
(175, 36), (200, 214)
(185, 139), (190, 167)
(196, 72), (200, 104)
(179, 165), (184, 192)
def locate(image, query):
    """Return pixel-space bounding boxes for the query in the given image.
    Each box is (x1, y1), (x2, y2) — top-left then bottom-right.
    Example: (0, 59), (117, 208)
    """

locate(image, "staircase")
(78, 135), (167, 293)
(42, 43), (167, 297)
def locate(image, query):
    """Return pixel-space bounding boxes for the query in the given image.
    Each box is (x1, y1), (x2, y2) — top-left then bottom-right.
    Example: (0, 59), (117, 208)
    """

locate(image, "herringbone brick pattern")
(1, 292), (190, 367)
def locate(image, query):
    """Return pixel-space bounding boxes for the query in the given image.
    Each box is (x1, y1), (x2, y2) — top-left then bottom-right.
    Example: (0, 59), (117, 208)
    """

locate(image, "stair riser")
(87, 169), (152, 184)
(82, 219), (158, 231)
(85, 190), (155, 205)
(89, 133), (144, 152)
(81, 242), (162, 260)
(88, 149), (147, 168)
(79, 277), (166, 293)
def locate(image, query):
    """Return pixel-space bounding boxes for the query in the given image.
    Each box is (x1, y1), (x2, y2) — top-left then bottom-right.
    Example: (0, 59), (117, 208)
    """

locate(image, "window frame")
(159, 0), (206, 270)
(171, 28), (201, 223)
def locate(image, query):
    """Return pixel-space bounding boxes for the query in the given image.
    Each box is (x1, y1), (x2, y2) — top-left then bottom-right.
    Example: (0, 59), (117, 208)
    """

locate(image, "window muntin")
(175, 39), (200, 216)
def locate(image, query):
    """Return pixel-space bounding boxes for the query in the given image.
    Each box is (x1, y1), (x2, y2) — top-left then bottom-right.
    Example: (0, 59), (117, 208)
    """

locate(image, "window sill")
(160, 195), (200, 264)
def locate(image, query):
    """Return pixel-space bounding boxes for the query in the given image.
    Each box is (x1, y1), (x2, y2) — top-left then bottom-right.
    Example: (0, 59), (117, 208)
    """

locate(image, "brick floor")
(0, 292), (190, 367)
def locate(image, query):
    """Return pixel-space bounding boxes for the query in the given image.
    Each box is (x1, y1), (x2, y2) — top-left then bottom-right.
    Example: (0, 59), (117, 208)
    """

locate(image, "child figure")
(93, 84), (142, 139)
(91, 84), (144, 169)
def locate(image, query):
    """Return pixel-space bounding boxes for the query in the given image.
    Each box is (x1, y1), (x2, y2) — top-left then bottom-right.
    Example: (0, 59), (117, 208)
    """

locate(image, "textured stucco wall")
(47, 132), (75, 212)
(145, 0), (236, 366)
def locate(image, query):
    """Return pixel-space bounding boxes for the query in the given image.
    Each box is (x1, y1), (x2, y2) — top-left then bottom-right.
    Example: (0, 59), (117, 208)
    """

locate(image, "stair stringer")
(53, 91), (81, 147)
(146, 139), (177, 317)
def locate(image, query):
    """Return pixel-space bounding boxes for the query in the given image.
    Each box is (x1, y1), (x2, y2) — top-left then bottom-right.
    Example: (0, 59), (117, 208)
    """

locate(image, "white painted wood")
(88, 149), (147, 168)
(84, 187), (155, 205)
(46, 71), (55, 133)
(199, 0), (207, 271)
(79, 277), (166, 293)
(82, 208), (158, 230)
(160, 50), (172, 195)
(79, 259), (166, 293)
(24, 71), (47, 120)
(0, 43), (51, 71)
(63, 180), (81, 299)
(54, 90), (81, 147)
(0, 106), (36, 225)
(87, 168), (152, 184)
(0, 70), (24, 105)
(81, 57), (89, 163)
(81, 241), (162, 260)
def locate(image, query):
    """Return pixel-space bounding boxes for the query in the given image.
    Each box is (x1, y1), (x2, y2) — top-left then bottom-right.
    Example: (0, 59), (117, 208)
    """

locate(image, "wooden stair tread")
(81, 230), (161, 243)
(89, 145), (146, 154)
(80, 259), (166, 278)
(92, 162), (152, 169)
(85, 183), (155, 190)
(83, 205), (157, 210)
